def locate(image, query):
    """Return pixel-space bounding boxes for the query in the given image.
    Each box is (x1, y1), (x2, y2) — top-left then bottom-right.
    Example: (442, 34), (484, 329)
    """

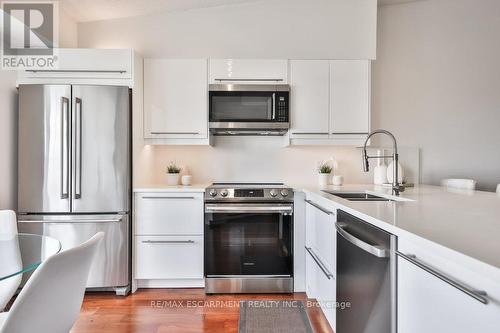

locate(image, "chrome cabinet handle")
(60, 97), (70, 199)
(142, 240), (195, 244)
(305, 246), (333, 280)
(142, 196), (195, 200)
(397, 251), (488, 305)
(292, 132), (329, 135)
(74, 97), (83, 199)
(26, 69), (127, 73)
(214, 78), (284, 82)
(305, 200), (334, 215)
(336, 222), (389, 258)
(150, 131), (200, 135)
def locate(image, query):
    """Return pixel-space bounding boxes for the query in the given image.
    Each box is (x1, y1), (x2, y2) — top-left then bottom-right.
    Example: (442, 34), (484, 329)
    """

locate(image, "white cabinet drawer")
(209, 59), (288, 84)
(305, 247), (336, 331)
(134, 235), (203, 280)
(305, 199), (336, 272)
(135, 193), (203, 235)
(316, 264), (336, 331)
(397, 237), (500, 333)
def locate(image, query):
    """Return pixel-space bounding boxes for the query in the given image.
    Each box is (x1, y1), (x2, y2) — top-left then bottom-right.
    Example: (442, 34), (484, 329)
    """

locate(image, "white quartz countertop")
(299, 184), (500, 270)
(133, 184), (208, 193)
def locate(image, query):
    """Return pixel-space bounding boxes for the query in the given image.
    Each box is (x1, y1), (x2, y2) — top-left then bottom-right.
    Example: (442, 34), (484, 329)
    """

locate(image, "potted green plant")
(166, 162), (182, 186)
(317, 161), (333, 186)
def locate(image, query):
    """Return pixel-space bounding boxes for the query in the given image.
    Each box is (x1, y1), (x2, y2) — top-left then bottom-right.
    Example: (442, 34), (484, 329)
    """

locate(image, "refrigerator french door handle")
(60, 97), (70, 199)
(75, 97), (82, 199)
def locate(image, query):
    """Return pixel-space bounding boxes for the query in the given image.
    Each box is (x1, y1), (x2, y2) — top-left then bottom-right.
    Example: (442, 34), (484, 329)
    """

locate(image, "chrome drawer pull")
(305, 246), (333, 280)
(142, 240), (195, 244)
(397, 251), (488, 305)
(305, 200), (334, 215)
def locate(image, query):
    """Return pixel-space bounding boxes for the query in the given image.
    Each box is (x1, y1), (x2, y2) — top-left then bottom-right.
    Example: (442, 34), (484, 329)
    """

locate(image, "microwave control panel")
(275, 92), (289, 122)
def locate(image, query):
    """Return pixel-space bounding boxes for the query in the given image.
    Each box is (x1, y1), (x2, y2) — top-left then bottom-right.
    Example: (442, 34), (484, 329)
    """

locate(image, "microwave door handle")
(272, 93), (276, 120)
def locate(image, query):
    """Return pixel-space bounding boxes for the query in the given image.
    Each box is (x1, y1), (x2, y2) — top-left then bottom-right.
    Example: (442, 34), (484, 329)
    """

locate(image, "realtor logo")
(1, 1), (59, 70)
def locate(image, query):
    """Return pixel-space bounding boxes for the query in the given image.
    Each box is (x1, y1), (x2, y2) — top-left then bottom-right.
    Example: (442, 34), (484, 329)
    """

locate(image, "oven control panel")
(205, 186), (293, 201)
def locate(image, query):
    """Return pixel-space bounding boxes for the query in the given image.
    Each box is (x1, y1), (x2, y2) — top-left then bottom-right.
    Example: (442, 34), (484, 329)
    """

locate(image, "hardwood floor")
(71, 289), (334, 333)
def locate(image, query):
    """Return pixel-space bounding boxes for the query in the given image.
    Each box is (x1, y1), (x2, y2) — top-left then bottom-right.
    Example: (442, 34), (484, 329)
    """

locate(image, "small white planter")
(318, 173), (331, 186)
(167, 173), (180, 186)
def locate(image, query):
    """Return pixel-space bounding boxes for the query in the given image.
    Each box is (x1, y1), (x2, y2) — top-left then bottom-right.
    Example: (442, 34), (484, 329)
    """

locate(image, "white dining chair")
(441, 178), (477, 191)
(0, 232), (104, 333)
(0, 210), (21, 311)
(496, 184), (500, 194)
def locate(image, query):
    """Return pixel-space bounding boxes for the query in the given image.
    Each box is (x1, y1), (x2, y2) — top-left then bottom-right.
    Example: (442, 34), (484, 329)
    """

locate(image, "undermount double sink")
(322, 191), (393, 202)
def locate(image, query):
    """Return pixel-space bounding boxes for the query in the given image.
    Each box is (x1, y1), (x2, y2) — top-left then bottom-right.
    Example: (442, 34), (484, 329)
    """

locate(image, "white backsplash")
(135, 136), (419, 187)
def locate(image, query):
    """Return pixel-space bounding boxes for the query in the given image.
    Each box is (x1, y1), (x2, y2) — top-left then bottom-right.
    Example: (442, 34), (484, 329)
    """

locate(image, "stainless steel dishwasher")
(336, 210), (396, 333)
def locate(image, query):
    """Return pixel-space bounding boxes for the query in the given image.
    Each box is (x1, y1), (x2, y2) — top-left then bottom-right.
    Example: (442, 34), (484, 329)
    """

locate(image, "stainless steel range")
(204, 183), (294, 293)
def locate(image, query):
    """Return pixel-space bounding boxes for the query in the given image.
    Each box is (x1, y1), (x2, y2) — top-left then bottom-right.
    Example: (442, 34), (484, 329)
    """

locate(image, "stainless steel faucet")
(362, 129), (404, 195)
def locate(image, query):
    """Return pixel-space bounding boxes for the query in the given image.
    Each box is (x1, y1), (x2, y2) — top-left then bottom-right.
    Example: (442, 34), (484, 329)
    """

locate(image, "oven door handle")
(205, 204), (293, 214)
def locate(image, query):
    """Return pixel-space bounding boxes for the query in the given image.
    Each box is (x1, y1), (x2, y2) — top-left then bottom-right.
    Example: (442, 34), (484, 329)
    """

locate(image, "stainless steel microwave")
(209, 84), (290, 136)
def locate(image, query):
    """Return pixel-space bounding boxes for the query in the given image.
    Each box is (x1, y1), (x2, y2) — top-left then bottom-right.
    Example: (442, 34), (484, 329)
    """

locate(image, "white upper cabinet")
(17, 48), (135, 84)
(209, 59), (288, 84)
(330, 60), (370, 135)
(143, 59), (208, 140)
(289, 60), (330, 137)
(287, 59), (371, 145)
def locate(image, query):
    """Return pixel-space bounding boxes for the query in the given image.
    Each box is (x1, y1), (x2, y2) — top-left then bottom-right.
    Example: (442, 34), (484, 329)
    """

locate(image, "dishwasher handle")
(336, 222), (390, 258)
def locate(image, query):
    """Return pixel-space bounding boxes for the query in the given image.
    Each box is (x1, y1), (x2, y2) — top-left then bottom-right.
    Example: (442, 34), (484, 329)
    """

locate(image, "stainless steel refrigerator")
(17, 84), (131, 295)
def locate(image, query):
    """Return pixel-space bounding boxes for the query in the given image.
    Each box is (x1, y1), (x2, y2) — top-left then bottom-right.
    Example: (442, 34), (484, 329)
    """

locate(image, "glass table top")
(0, 233), (61, 281)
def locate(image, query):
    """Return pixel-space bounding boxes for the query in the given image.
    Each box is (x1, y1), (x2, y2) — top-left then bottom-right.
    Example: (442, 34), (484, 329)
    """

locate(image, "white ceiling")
(59, 0), (425, 23)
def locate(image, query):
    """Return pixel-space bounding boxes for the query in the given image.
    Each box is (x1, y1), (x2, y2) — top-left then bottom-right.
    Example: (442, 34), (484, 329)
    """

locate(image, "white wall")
(0, 8), (77, 209)
(77, 0), (380, 187)
(373, 0), (500, 191)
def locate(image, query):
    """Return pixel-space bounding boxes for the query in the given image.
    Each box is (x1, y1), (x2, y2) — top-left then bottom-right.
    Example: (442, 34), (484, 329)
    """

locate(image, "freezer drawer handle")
(141, 240), (195, 244)
(305, 200), (334, 215)
(396, 251), (488, 305)
(305, 246), (333, 280)
(18, 218), (123, 223)
(336, 222), (389, 258)
(60, 97), (70, 199)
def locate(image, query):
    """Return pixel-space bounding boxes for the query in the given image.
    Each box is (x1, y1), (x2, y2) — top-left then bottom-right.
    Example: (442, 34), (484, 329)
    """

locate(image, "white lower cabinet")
(398, 238), (500, 333)
(134, 235), (203, 280)
(133, 191), (205, 289)
(305, 197), (337, 331)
